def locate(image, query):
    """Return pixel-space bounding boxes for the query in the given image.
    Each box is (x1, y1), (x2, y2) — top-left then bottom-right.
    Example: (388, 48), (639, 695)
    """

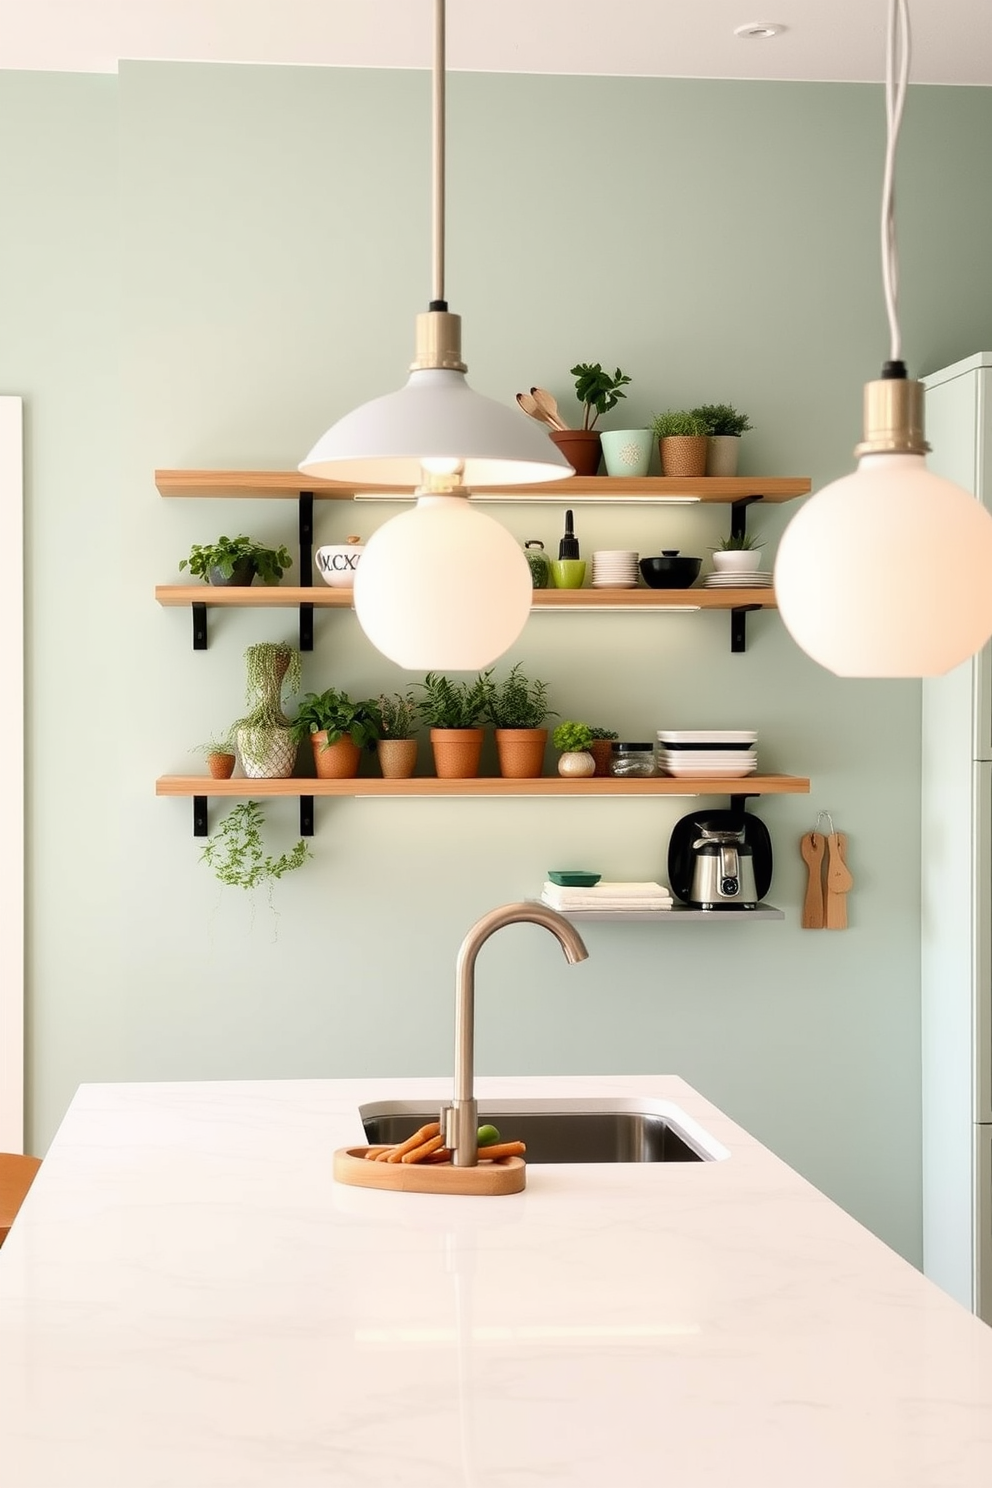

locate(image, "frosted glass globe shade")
(774, 453), (992, 677)
(352, 496), (533, 670)
(300, 368), (572, 488)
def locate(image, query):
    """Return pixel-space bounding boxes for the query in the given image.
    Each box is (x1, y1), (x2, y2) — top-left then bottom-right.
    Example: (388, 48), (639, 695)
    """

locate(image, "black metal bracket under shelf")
(188, 492), (317, 651)
(192, 794), (316, 838)
(730, 494), (763, 542)
(730, 604), (760, 653)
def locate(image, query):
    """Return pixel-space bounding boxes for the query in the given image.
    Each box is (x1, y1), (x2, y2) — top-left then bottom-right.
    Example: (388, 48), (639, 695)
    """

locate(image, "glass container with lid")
(609, 742), (656, 777)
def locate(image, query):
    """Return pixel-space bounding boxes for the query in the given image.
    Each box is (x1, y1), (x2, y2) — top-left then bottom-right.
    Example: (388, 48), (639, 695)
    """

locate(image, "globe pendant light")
(299, 0), (572, 670)
(774, 0), (992, 678)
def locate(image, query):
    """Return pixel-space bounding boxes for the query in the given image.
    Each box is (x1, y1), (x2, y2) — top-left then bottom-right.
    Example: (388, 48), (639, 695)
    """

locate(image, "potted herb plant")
(373, 691), (420, 780)
(651, 410), (710, 477)
(233, 641), (302, 778)
(417, 672), (489, 779)
(179, 534), (293, 587)
(549, 362), (632, 476)
(290, 688), (380, 780)
(711, 532), (764, 575)
(588, 725), (619, 778)
(483, 663), (556, 779)
(552, 720), (596, 778)
(691, 403), (753, 477)
(191, 729), (237, 780)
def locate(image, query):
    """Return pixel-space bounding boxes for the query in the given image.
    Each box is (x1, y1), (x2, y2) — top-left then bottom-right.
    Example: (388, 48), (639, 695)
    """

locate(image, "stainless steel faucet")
(442, 902), (589, 1167)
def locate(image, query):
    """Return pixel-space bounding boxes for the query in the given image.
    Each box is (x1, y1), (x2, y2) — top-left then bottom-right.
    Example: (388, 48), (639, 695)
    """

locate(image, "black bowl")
(639, 553), (702, 589)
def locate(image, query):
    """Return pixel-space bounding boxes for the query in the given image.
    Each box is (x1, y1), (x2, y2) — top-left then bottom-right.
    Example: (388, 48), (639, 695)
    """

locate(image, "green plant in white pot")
(691, 403), (753, 477)
(233, 641), (302, 779)
(552, 720), (596, 779)
(711, 532), (764, 575)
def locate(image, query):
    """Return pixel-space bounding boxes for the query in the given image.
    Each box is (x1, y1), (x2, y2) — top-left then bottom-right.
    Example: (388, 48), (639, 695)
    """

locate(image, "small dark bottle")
(558, 509), (580, 560)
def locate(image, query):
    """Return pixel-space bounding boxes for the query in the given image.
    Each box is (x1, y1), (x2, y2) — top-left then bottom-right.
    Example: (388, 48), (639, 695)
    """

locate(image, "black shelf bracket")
(193, 796), (209, 836)
(299, 492), (315, 651)
(192, 602), (208, 651)
(728, 792), (757, 820)
(730, 494), (762, 542)
(300, 796), (315, 837)
(730, 604), (760, 653)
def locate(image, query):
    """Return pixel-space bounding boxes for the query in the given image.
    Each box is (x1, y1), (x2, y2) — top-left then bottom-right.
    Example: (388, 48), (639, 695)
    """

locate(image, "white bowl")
(316, 542), (364, 587)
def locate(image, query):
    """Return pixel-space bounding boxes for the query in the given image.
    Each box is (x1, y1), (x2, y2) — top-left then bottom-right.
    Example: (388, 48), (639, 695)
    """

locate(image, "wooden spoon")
(516, 391), (556, 427)
(825, 832), (853, 930)
(800, 831), (825, 929)
(530, 386), (569, 431)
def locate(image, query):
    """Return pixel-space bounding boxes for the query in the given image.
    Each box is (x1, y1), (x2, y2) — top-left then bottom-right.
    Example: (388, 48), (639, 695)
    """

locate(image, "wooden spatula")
(800, 831), (826, 929)
(825, 832), (853, 930)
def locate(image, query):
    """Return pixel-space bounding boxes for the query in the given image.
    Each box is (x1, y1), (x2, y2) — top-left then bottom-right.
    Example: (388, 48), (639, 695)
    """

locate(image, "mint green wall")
(7, 62), (992, 1265)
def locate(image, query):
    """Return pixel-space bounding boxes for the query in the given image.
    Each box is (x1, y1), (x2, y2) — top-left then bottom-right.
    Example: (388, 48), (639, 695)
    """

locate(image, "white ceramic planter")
(711, 549), (762, 574)
(557, 750), (596, 778)
(706, 435), (741, 477)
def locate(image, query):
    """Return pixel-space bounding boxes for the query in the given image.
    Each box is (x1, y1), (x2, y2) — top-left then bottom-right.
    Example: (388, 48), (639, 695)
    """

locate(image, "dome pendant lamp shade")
(352, 494), (534, 671)
(776, 0), (992, 678)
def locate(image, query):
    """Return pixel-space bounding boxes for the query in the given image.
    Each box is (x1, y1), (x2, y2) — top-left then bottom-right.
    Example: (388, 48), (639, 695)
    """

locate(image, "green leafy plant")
(191, 727), (236, 757)
(200, 801), (310, 891)
(483, 664), (556, 730)
(570, 363), (632, 431)
(651, 410), (710, 439)
(690, 403), (753, 437)
(179, 534), (293, 585)
(713, 532), (764, 552)
(552, 720), (594, 753)
(289, 689), (380, 750)
(417, 672), (489, 729)
(232, 641), (302, 763)
(588, 726), (619, 742)
(373, 691), (420, 740)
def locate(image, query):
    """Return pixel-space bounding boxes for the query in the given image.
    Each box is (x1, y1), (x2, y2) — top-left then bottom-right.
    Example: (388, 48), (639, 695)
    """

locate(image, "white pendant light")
(300, 0), (571, 670)
(775, 0), (992, 678)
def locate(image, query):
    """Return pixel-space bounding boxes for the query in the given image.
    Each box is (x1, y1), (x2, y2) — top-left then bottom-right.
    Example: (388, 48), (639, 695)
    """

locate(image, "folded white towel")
(541, 891), (672, 912)
(543, 880), (672, 904)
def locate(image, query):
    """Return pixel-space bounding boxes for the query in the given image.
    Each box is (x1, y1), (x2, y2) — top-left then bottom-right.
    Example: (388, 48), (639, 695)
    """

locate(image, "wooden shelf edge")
(553, 903), (785, 923)
(154, 584), (777, 612)
(155, 469), (811, 503)
(156, 775), (810, 799)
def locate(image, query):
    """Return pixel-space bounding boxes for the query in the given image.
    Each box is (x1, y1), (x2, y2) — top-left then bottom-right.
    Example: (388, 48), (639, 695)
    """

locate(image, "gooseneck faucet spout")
(443, 902), (589, 1167)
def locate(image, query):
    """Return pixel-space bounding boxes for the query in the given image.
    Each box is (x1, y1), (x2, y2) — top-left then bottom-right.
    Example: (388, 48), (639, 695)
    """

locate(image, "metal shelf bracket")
(730, 494), (762, 541)
(730, 604), (760, 653)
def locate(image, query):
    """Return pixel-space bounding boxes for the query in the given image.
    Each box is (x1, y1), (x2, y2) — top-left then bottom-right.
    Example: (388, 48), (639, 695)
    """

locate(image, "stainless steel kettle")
(688, 821), (759, 910)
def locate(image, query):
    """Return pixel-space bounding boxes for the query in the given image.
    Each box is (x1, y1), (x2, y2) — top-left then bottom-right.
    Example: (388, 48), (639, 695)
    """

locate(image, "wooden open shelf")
(155, 470), (810, 504)
(155, 584), (777, 612)
(157, 774), (809, 799)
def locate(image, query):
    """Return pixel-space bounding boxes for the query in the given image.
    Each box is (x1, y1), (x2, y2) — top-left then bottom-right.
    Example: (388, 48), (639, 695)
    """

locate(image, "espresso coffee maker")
(668, 809), (773, 910)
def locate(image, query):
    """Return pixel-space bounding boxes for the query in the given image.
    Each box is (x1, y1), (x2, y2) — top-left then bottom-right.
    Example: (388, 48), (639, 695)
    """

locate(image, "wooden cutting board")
(333, 1147), (526, 1195)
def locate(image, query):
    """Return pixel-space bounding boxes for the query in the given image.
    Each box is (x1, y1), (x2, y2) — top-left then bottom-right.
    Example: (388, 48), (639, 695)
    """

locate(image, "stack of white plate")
(655, 729), (758, 778)
(703, 570), (773, 589)
(592, 550), (639, 588)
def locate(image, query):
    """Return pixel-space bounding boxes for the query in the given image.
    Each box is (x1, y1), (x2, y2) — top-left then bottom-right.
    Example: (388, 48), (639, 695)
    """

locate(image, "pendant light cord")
(431, 0), (446, 308)
(881, 0), (911, 366)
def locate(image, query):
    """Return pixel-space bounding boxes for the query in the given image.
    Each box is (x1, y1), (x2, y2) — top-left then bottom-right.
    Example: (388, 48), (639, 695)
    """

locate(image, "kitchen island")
(2, 1074), (991, 1487)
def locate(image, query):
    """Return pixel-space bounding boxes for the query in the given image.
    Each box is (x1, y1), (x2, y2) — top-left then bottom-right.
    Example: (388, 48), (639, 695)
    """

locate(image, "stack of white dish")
(703, 569), (773, 588)
(591, 550), (639, 588)
(655, 729), (758, 778)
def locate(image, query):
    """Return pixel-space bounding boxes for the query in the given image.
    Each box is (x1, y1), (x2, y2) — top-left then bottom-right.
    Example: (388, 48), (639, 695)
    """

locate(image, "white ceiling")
(2, 1), (991, 86)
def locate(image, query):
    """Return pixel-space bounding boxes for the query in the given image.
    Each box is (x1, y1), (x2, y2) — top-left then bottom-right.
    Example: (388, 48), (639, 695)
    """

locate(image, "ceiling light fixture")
(774, 0), (992, 677)
(733, 22), (786, 41)
(299, 0), (572, 670)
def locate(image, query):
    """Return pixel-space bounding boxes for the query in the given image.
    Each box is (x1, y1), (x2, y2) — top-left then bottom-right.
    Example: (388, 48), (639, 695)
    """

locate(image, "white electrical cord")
(881, 0), (911, 363)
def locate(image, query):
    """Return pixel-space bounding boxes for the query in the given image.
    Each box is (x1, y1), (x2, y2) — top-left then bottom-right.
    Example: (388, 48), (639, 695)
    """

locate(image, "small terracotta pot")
(548, 429), (602, 476)
(207, 752), (236, 780)
(377, 738), (418, 780)
(311, 730), (361, 780)
(659, 435), (709, 477)
(430, 728), (485, 780)
(589, 739), (615, 778)
(495, 728), (548, 780)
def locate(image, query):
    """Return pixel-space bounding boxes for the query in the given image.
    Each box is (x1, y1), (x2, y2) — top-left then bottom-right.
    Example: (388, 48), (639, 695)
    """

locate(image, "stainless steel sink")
(360, 1097), (726, 1164)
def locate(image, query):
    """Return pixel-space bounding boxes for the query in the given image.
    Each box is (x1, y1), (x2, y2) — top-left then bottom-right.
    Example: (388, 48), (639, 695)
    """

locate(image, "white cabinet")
(922, 352), (992, 1322)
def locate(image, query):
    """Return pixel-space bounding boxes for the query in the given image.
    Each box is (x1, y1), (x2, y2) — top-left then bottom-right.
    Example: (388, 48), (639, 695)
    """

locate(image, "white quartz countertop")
(2, 1074), (992, 1487)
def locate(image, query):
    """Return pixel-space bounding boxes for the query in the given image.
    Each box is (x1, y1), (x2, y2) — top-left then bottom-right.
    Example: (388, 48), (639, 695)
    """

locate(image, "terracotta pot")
(430, 728), (484, 780)
(206, 752), (236, 780)
(548, 429), (602, 476)
(589, 739), (615, 778)
(659, 435), (709, 477)
(377, 738), (418, 780)
(310, 730), (361, 780)
(495, 728), (548, 780)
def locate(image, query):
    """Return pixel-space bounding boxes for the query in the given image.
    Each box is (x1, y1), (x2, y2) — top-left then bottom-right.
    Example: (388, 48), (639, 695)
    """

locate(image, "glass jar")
(609, 742), (656, 778)
(524, 539), (550, 589)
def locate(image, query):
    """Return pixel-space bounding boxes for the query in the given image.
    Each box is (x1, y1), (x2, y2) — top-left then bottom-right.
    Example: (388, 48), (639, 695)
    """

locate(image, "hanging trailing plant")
(200, 801), (310, 891)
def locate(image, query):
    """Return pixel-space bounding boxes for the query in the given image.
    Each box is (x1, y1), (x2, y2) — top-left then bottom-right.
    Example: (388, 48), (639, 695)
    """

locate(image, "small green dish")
(548, 870), (601, 888)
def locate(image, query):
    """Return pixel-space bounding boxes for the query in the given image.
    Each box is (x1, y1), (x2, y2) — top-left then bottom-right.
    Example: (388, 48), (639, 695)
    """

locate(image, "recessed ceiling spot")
(734, 22), (786, 40)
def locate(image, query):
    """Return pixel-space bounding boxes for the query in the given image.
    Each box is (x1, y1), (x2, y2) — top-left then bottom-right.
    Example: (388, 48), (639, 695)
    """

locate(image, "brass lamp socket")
(854, 376), (930, 458)
(410, 310), (467, 373)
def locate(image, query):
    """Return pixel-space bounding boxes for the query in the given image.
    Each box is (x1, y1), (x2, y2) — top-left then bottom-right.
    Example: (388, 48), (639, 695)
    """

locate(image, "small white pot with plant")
(711, 533), (764, 574)
(552, 720), (596, 778)
(691, 403), (753, 477)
